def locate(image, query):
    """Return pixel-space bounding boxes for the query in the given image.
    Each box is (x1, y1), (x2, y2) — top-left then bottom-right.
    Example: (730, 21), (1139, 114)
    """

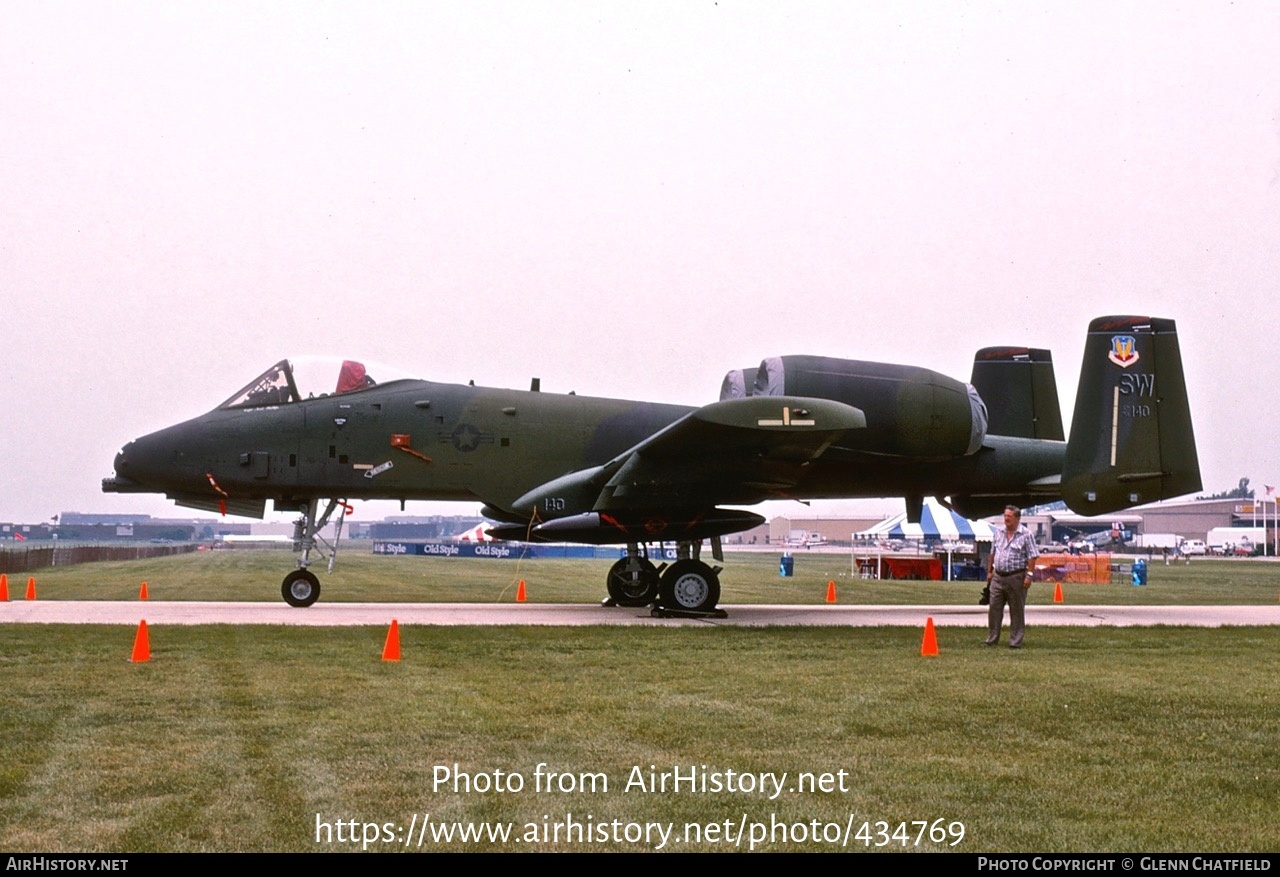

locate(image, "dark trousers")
(986, 571), (1028, 647)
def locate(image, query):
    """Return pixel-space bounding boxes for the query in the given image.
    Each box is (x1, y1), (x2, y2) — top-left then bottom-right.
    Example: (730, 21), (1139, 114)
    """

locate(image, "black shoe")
(1009, 644), (1022, 650)
(982, 640), (997, 647)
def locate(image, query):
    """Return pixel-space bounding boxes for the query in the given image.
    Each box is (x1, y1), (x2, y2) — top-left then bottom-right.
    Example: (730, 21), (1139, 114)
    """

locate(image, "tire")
(606, 557), (660, 606)
(659, 560), (720, 612)
(282, 569), (321, 607)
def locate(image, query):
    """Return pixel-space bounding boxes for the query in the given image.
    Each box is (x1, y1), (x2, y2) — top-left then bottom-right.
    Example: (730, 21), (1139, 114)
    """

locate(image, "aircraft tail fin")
(969, 347), (1064, 441)
(1061, 316), (1200, 515)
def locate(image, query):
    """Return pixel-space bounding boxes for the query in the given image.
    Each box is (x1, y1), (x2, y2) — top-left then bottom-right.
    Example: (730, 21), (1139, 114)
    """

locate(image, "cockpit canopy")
(218, 357), (412, 409)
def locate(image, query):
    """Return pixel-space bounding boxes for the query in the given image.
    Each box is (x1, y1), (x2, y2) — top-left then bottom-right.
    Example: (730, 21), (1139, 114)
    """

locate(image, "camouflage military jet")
(103, 315), (1199, 611)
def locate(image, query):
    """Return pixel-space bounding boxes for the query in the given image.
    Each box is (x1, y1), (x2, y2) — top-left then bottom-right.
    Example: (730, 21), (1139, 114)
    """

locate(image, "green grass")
(1, 624), (1278, 852)
(12, 547), (1280, 605)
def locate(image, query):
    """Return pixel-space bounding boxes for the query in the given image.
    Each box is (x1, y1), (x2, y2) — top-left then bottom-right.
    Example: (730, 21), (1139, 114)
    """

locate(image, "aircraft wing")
(513, 395), (866, 515)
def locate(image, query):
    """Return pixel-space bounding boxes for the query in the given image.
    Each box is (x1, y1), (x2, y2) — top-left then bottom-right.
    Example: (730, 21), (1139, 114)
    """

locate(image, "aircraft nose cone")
(102, 442), (147, 494)
(104, 428), (194, 494)
(114, 438), (158, 480)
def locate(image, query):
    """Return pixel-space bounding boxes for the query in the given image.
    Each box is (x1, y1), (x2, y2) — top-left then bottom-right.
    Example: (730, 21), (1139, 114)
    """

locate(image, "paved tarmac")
(3, 600), (1279, 627)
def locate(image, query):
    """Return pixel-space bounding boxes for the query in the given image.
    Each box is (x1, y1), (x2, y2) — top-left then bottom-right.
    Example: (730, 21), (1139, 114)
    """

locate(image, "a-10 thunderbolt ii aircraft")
(104, 315), (1199, 611)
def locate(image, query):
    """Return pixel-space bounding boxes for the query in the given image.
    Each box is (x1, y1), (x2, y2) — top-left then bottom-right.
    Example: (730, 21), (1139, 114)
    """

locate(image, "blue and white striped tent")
(857, 498), (994, 542)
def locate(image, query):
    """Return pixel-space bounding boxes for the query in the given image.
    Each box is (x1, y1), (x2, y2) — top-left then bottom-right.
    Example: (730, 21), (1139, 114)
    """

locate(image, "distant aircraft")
(103, 315), (1199, 611)
(783, 532), (829, 549)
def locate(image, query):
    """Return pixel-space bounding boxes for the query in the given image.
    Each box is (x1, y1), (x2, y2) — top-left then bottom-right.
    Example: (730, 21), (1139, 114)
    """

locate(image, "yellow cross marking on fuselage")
(757, 406), (815, 427)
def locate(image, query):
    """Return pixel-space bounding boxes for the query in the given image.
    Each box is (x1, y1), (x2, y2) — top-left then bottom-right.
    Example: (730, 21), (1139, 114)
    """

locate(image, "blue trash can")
(779, 554), (794, 577)
(1131, 558), (1147, 586)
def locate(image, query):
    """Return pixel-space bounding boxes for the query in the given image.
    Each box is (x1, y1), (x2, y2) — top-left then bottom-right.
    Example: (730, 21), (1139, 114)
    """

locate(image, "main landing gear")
(659, 559), (721, 614)
(605, 550), (660, 607)
(281, 498), (349, 607)
(604, 541), (723, 615)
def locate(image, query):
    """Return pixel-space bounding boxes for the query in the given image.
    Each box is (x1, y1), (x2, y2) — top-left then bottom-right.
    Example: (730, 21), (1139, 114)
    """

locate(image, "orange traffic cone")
(139, 581), (149, 600)
(825, 580), (837, 603)
(25, 577), (36, 600)
(921, 616), (939, 656)
(0, 573), (8, 601)
(382, 620), (401, 662)
(1053, 581), (1064, 603)
(516, 580), (527, 603)
(130, 620), (151, 663)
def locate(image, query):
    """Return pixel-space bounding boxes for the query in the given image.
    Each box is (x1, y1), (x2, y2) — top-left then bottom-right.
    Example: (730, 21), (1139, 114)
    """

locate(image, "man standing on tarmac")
(985, 505), (1039, 649)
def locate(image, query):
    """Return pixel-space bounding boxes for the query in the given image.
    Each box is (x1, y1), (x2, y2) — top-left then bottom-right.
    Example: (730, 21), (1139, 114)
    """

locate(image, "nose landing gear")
(280, 498), (349, 607)
(282, 568), (320, 607)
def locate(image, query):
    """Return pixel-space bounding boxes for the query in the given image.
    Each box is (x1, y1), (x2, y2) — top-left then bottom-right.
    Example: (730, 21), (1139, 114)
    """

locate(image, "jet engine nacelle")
(722, 355), (988, 460)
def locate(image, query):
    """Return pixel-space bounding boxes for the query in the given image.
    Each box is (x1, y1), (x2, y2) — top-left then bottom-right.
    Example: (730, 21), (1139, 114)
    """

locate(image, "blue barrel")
(779, 554), (794, 577)
(1131, 558), (1148, 586)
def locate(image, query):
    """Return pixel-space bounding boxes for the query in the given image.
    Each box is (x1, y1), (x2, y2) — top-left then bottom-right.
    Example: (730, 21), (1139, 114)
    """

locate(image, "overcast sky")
(3, 1), (1278, 525)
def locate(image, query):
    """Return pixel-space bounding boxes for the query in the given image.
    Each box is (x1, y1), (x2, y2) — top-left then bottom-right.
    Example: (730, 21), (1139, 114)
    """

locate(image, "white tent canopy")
(856, 498), (994, 543)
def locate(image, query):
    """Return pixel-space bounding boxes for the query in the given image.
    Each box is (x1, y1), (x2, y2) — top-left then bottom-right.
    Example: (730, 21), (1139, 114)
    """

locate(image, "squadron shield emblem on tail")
(1108, 335), (1140, 368)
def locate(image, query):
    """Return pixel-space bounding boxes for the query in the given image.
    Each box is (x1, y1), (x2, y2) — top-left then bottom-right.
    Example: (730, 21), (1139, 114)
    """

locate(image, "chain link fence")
(0, 543), (199, 575)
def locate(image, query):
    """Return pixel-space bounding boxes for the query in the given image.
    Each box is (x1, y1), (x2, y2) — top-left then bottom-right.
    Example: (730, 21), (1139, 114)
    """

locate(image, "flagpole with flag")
(1267, 485), (1276, 556)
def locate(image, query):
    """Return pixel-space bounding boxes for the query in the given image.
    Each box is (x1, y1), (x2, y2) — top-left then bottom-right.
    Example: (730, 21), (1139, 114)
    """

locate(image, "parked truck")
(1206, 527), (1265, 556)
